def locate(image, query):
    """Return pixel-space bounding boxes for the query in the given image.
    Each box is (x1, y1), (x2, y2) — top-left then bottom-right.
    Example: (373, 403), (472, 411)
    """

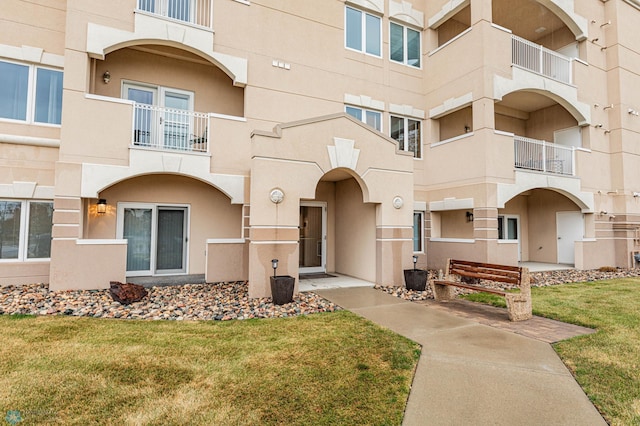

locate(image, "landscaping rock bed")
(0, 281), (341, 321)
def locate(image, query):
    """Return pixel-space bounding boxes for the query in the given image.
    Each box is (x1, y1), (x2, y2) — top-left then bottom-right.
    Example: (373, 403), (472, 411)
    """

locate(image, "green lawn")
(464, 278), (640, 425)
(0, 311), (420, 425)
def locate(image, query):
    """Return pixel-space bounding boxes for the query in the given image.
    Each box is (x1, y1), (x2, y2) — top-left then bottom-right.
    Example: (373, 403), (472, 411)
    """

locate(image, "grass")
(0, 311), (420, 425)
(463, 278), (640, 425)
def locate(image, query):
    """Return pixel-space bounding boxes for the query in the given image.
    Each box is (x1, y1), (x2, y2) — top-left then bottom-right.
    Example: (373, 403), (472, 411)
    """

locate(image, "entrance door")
(557, 211), (583, 265)
(119, 204), (188, 276)
(498, 215), (521, 261)
(299, 202), (326, 274)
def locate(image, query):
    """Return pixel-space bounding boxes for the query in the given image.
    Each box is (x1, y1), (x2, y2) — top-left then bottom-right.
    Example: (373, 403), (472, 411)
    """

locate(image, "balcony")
(511, 35), (573, 85)
(137, 0), (213, 29)
(514, 135), (574, 176)
(133, 103), (209, 154)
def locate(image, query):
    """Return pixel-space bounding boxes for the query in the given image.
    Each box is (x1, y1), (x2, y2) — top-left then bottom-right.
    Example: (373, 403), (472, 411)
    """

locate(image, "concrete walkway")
(315, 287), (606, 426)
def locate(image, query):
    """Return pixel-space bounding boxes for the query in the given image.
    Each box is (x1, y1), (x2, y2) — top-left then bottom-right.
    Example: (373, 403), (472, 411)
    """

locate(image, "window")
(391, 116), (421, 158)
(345, 6), (381, 56)
(346, 106), (382, 131)
(0, 200), (53, 261)
(498, 215), (519, 240)
(390, 22), (421, 67)
(413, 211), (424, 252)
(0, 60), (63, 125)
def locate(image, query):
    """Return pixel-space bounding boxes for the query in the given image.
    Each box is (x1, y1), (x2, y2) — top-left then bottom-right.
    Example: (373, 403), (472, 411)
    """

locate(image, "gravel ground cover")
(0, 281), (341, 320)
(375, 268), (640, 301)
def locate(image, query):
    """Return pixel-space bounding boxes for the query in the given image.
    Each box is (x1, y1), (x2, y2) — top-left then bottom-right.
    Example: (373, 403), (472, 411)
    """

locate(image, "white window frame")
(0, 199), (53, 262)
(389, 21), (422, 68)
(345, 6), (382, 57)
(0, 59), (63, 127)
(390, 115), (422, 158)
(413, 211), (425, 253)
(346, 105), (383, 132)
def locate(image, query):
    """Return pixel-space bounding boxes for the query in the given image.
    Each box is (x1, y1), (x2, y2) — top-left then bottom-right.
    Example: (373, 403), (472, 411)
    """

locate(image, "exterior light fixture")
(466, 211), (474, 222)
(97, 199), (107, 214)
(271, 258), (278, 278)
(464, 125), (471, 133)
(412, 255), (418, 269)
(102, 71), (111, 84)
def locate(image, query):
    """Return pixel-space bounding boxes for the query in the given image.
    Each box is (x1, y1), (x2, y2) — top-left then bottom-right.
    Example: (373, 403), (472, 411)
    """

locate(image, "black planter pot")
(270, 275), (295, 305)
(404, 269), (427, 291)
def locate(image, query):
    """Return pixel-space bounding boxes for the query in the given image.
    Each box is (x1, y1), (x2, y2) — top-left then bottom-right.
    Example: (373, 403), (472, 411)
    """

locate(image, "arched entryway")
(301, 169), (377, 282)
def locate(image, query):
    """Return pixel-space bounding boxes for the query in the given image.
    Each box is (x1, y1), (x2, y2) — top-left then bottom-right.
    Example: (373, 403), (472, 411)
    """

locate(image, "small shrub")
(598, 266), (617, 272)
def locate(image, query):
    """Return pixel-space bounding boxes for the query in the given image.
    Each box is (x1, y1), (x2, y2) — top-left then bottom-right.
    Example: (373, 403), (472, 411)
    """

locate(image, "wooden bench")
(430, 259), (532, 321)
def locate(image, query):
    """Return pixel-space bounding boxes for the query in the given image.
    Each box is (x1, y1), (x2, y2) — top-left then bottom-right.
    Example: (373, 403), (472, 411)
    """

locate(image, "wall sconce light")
(102, 71), (111, 84)
(97, 199), (107, 214)
(271, 258), (279, 278)
(594, 124), (603, 128)
(466, 211), (474, 222)
(599, 210), (608, 215)
(603, 104), (614, 110)
(600, 20), (612, 28)
(464, 125), (471, 133)
(628, 109), (639, 116)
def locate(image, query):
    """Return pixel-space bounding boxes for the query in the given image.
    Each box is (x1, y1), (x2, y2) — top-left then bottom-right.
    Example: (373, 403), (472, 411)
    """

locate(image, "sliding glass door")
(119, 204), (188, 276)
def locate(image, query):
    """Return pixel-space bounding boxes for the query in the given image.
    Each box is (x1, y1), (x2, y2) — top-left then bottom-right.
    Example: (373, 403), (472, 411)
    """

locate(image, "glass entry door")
(119, 204), (188, 276)
(299, 202), (326, 274)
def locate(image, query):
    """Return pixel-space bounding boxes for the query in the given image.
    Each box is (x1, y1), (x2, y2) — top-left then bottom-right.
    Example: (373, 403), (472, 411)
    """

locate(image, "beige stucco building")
(2, 0), (640, 296)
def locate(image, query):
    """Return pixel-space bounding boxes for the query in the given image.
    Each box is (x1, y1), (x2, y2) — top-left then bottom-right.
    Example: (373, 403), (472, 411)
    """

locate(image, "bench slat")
(448, 259), (522, 273)
(449, 267), (520, 285)
(432, 280), (507, 296)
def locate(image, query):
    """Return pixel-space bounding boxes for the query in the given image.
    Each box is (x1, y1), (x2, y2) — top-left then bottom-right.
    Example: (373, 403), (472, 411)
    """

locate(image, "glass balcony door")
(119, 203), (188, 276)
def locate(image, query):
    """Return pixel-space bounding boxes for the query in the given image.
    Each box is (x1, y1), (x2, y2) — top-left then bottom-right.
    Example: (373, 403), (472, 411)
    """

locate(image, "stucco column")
(470, 0), (492, 25)
(375, 195), (414, 286)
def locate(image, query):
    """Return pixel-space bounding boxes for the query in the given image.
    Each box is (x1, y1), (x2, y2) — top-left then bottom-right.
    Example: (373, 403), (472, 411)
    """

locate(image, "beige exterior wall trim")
(346, 0), (384, 15)
(0, 182), (54, 199)
(430, 197), (474, 211)
(0, 133), (60, 148)
(389, 1), (424, 28)
(430, 237), (475, 243)
(428, 27), (473, 57)
(210, 112), (246, 122)
(497, 170), (594, 212)
(389, 104), (425, 119)
(250, 241), (298, 245)
(344, 94), (385, 111)
(86, 16), (248, 87)
(624, 0), (640, 10)
(431, 132), (474, 148)
(428, 0), (469, 29)
(429, 92), (473, 119)
(76, 239), (127, 245)
(251, 156), (324, 173)
(80, 150), (246, 203)
(85, 94), (135, 106)
(0, 44), (64, 67)
(494, 68), (591, 126)
(360, 168), (413, 178)
(414, 201), (427, 210)
(206, 238), (246, 244)
(233, 0), (251, 5)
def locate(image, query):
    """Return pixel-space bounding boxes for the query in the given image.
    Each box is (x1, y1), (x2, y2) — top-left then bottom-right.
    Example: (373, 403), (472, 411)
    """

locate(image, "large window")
(0, 60), (63, 125)
(390, 22), (421, 67)
(345, 6), (381, 56)
(391, 116), (421, 158)
(346, 106), (382, 131)
(0, 200), (53, 261)
(413, 211), (424, 252)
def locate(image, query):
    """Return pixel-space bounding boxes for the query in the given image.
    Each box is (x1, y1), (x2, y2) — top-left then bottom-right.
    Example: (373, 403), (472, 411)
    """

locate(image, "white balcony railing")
(133, 103), (209, 153)
(512, 35), (573, 84)
(137, 0), (212, 28)
(514, 135), (574, 176)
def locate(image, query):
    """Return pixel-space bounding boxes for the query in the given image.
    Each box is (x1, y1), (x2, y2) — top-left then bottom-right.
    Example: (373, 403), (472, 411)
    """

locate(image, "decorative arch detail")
(494, 69), (591, 126)
(86, 15), (247, 87)
(497, 171), (594, 212)
(536, 0), (588, 41)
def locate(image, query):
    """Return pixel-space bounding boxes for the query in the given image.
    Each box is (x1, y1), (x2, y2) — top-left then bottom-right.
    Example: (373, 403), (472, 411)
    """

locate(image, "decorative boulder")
(109, 281), (148, 305)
